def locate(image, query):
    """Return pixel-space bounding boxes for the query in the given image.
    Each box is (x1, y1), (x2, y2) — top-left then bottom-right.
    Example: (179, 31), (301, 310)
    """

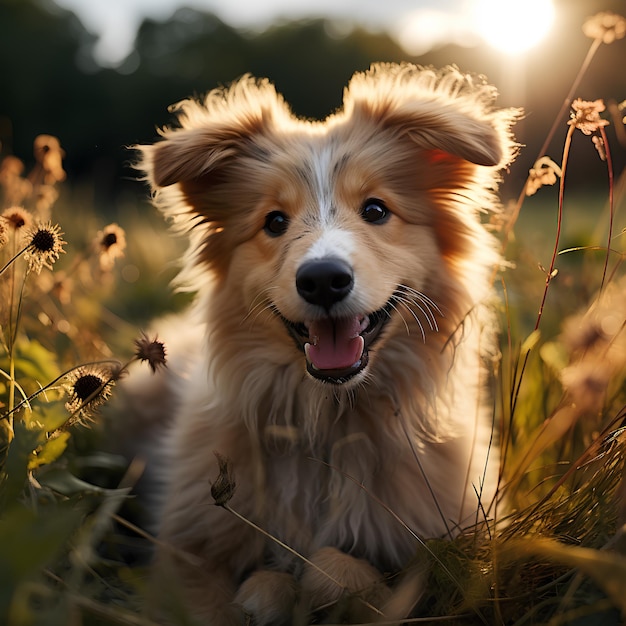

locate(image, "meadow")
(1, 10), (626, 626)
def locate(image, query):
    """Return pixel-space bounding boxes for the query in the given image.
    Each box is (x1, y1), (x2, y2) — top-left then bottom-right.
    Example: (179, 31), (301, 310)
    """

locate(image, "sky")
(53, 0), (556, 67)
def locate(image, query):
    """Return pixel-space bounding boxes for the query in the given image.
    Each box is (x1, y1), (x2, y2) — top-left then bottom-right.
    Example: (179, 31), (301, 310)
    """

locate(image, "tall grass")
(0, 9), (625, 626)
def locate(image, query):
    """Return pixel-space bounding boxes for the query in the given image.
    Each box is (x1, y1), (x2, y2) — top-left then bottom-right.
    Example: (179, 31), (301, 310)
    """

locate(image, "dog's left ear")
(343, 64), (519, 168)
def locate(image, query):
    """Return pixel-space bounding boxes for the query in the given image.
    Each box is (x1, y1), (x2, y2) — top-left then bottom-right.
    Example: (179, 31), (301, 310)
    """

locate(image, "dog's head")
(138, 64), (519, 388)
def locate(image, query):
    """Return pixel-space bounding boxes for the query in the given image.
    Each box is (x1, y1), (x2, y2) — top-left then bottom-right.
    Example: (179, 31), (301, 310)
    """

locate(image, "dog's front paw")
(300, 547), (391, 622)
(234, 570), (297, 626)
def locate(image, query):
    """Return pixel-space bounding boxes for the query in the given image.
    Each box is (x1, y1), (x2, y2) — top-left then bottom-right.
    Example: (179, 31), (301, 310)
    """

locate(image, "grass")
(1, 9), (626, 626)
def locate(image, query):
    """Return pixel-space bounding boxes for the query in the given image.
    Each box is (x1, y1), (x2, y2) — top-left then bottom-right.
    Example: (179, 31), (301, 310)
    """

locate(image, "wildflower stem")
(506, 126), (575, 455)
(534, 39), (602, 180)
(0, 245), (28, 277)
(534, 124), (575, 331)
(10, 270), (28, 350)
(5, 240), (26, 430)
(502, 37), (602, 245)
(599, 125), (614, 292)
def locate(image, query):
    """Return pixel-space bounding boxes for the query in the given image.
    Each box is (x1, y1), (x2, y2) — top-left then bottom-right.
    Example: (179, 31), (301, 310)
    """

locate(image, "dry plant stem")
(535, 124), (574, 331)
(500, 39), (602, 461)
(220, 502), (385, 617)
(498, 278), (516, 480)
(599, 125), (615, 292)
(502, 37), (603, 244)
(505, 126), (575, 456)
(0, 245), (29, 276)
(5, 239), (21, 434)
(516, 410), (625, 530)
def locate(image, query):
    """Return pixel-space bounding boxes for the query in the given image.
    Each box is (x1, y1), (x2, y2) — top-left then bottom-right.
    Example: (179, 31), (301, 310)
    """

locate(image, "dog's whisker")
(390, 300), (426, 342)
(398, 284), (443, 312)
(393, 294), (435, 332)
(243, 292), (272, 322)
(245, 302), (275, 328)
(392, 291), (438, 338)
(243, 288), (280, 326)
(398, 285), (443, 325)
(386, 301), (412, 337)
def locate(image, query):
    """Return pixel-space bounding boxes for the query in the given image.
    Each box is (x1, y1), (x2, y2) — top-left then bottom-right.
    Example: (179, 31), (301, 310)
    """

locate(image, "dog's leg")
(300, 546), (391, 623)
(234, 570), (297, 625)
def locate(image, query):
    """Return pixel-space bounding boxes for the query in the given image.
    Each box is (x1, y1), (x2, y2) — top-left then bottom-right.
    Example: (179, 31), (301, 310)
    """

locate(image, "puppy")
(132, 63), (519, 624)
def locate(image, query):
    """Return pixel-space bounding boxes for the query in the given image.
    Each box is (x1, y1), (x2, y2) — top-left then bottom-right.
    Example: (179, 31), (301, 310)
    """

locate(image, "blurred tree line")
(1, 0), (625, 210)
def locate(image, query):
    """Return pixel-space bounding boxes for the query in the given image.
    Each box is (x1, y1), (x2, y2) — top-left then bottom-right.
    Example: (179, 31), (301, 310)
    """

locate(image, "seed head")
(32, 135), (66, 184)
(583, 11), (626, 44)
(22, 221), (66, 274)
(94, 223), (126, 271)
(210, 452), (236, 506)
(526, 157), (562, 196)
(568, 99), (610, 135)
(65, 366), (114, 422)
(2, 206), (33, 232)
(134, 332), (167, 373)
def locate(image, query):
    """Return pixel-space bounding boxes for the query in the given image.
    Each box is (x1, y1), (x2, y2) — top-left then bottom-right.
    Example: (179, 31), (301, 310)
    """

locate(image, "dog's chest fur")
(163, 331), (492, 578)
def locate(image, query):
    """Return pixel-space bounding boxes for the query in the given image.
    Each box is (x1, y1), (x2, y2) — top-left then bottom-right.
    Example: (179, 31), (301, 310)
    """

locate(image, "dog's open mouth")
(281, 303), (393, 384)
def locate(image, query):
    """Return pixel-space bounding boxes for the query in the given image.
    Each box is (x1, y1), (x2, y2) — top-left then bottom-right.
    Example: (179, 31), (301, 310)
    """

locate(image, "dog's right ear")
(137, 76), (290, 192)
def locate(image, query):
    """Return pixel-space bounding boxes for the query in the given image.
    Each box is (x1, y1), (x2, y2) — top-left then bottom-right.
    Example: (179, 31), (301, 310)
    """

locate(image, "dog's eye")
(264, 211), (289, 236)
(360, 199), (390, 224)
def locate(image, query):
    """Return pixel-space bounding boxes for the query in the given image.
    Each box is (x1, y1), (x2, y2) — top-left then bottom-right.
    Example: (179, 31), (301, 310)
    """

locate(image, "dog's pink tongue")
(307, 317), (364, 370)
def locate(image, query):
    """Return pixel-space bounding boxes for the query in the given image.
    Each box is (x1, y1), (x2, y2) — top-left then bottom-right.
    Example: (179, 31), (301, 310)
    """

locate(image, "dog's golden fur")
(131, 63), (519, 624)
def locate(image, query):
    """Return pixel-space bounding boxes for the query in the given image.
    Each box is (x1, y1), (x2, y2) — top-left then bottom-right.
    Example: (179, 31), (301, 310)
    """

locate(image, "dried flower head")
(559, 278), (626, 416)
(568, 99), (610, 135)
(32, 135), (66, 185)
(134, 332), (167, 373)
(583, 11), (626, 44)
(65, 366), (114, 421)
(0, 155), (25, 178)
(94, 223), (126, 271)
(2, 206), (33, 232)
(526, 156), (562, 196)
(210, 452), (236, 506)
(22, 221), (66, 274)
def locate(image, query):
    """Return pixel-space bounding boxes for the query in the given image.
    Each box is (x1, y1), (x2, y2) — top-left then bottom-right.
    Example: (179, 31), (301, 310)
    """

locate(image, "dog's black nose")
(296, 258), (354, 309)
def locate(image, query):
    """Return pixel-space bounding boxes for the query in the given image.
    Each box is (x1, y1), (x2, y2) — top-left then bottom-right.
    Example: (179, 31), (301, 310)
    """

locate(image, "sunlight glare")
(472, 0), (556, 55)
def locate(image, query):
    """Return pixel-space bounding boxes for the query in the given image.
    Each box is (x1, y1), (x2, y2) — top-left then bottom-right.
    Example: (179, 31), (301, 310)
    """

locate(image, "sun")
(472, 0), (556, 55)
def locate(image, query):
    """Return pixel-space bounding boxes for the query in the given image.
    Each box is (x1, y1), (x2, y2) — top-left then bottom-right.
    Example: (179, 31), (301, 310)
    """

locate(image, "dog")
(130, 63), (519, 624)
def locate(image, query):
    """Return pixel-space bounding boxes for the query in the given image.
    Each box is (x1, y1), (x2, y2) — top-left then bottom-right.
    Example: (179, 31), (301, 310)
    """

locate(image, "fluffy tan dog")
(132, 63), (519, 624)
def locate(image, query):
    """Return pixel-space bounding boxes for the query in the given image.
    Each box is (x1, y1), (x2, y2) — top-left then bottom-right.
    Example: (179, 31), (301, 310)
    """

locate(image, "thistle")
(21, 221), (66, 274)
(64, 366), (115, 423)
(93, 222), (126, 271)
(134, 332), (167, 373)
